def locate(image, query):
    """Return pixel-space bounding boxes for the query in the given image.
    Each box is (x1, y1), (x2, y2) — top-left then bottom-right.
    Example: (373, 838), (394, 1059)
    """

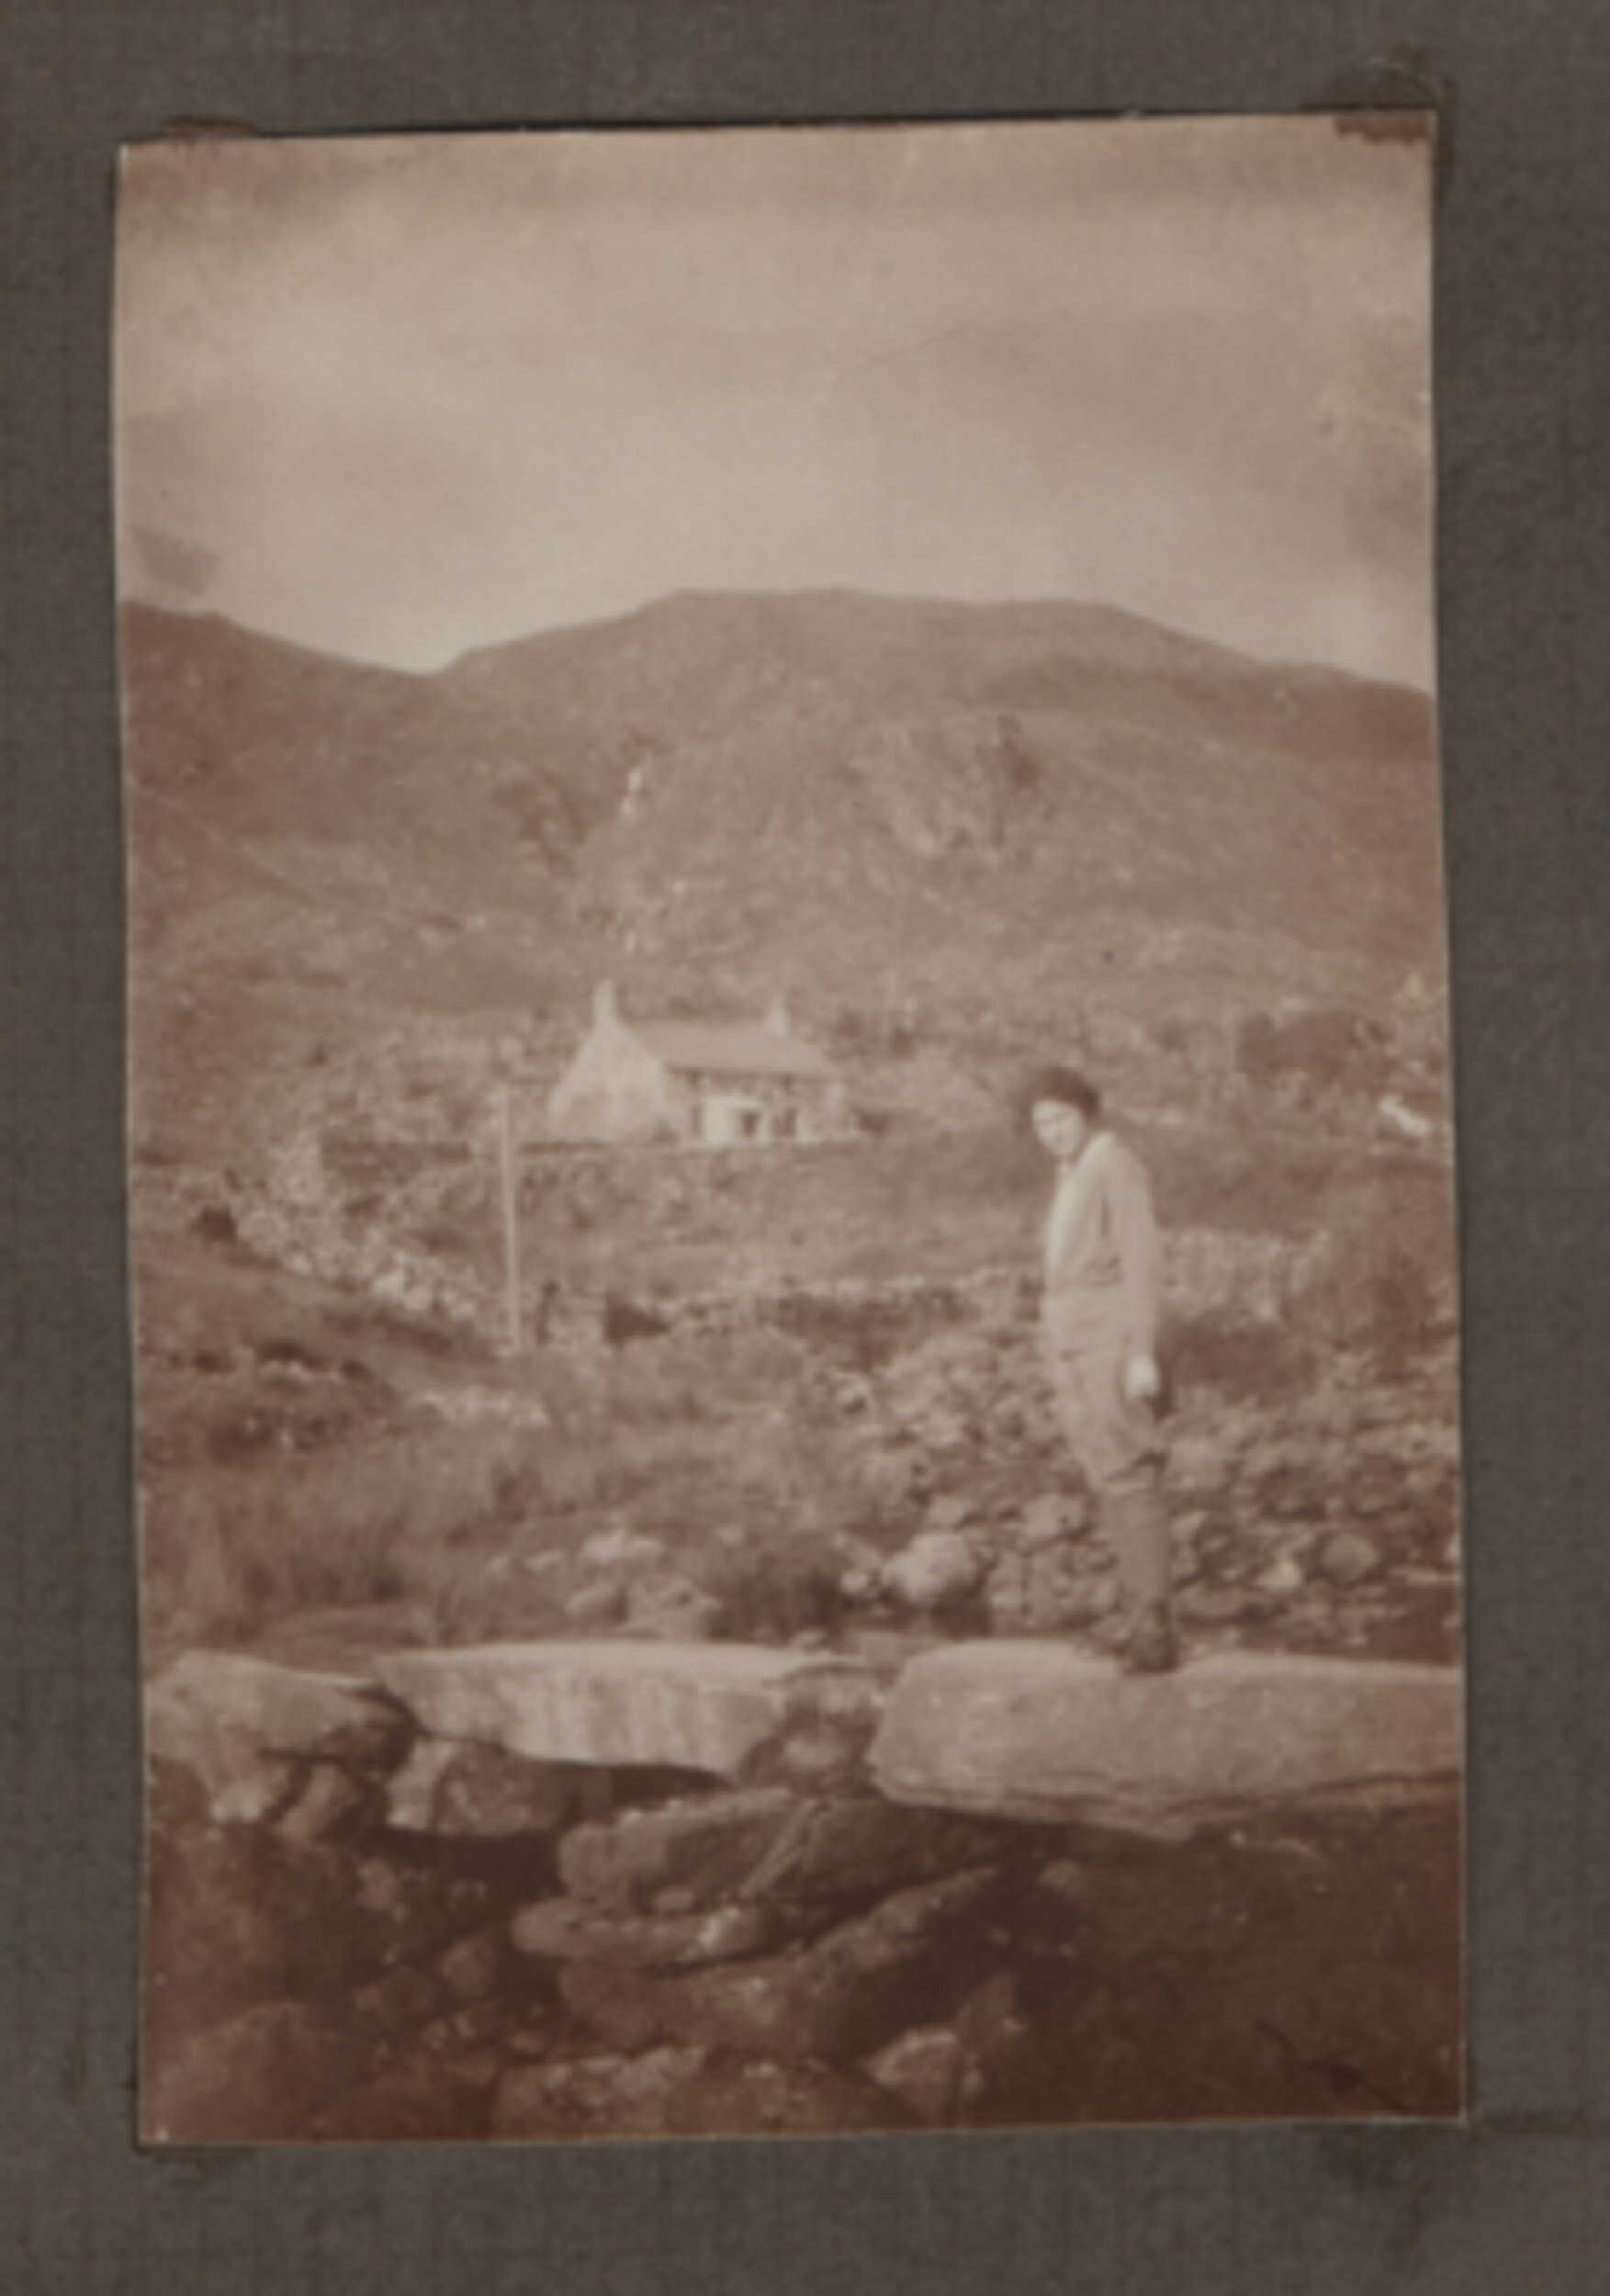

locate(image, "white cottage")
(546, 982), (849, 1146)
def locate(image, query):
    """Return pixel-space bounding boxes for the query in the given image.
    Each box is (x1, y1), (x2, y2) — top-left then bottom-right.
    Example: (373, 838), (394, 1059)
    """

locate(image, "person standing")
(1027, 1066), (1177, 1674)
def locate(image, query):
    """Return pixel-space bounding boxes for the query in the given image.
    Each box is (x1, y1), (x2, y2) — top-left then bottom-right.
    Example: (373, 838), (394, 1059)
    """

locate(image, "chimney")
(594, 980), (621, 1030)
(766, 992), (791, 1037)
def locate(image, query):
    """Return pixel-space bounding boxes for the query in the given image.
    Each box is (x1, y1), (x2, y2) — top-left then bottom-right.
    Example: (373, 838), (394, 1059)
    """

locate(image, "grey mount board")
(1, 2), (1605, 2292)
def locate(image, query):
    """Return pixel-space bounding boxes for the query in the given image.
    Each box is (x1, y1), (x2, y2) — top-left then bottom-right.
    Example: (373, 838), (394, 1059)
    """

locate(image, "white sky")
(116, 118), (1435, 688)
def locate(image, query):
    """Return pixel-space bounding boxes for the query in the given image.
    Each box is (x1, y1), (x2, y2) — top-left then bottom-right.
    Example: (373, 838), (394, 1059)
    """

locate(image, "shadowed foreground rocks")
(142, 1639), (1461, 2141)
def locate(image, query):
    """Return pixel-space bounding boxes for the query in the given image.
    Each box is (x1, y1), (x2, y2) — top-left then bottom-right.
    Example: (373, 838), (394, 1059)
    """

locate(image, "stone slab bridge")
(149, 1637), (1462, 1842)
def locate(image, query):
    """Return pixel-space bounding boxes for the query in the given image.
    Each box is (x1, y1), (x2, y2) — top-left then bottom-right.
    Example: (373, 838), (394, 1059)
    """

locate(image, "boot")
(1105, 1484), (1178, 1675)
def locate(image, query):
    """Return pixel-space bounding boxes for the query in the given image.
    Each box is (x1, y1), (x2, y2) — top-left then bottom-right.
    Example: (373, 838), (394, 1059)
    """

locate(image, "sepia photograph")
(118, 116), (1462, 2144)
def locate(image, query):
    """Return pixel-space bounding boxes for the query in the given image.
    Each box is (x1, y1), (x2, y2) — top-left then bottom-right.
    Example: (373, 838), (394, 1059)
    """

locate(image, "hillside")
(120, 591), (1444, 1167)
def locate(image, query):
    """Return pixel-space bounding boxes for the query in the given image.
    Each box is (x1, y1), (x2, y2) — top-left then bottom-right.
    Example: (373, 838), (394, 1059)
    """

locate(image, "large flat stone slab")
(872, 1643), (1463, 1837)
(373, 1641), (871, 1780)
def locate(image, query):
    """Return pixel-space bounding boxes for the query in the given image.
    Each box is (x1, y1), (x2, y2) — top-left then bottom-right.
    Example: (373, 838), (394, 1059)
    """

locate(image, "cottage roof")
(627, 1020), (835, 1081)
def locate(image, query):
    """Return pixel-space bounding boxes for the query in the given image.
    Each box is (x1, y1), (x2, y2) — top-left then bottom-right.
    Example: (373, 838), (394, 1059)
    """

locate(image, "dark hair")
(1020, 1065), (1101, 1125)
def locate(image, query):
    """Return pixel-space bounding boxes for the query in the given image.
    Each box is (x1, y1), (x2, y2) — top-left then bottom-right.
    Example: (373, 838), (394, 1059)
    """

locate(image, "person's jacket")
(1041, 1128), (1164, 1363)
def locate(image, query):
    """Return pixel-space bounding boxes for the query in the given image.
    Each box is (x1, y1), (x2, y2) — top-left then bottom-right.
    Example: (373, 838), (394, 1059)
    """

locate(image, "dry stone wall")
(139, 1101), (1336, 1358)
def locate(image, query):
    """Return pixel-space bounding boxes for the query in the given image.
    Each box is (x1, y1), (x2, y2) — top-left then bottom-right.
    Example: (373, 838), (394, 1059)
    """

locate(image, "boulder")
(872, 1644), (1463, 1837)
(375, 1642), (870, 1779)
(384, 1739), (581, 1838)
(882, 1531), (980, 1611)
(512, 1894), (794, 1970)
(1319, 1529), (1385, 1587)
(1019, 1491), (1089, 1549)
(274, 1762), (378, 1846)
(559, 1865), (998, 2065)
(864, 2024), (970, 2124)
(146, 1651), (411, 1824)
(557, 1788), (795, 1910)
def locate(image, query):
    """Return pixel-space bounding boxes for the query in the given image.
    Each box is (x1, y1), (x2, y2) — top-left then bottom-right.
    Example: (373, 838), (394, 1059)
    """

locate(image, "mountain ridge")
(119, 588), (1445, 1165)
